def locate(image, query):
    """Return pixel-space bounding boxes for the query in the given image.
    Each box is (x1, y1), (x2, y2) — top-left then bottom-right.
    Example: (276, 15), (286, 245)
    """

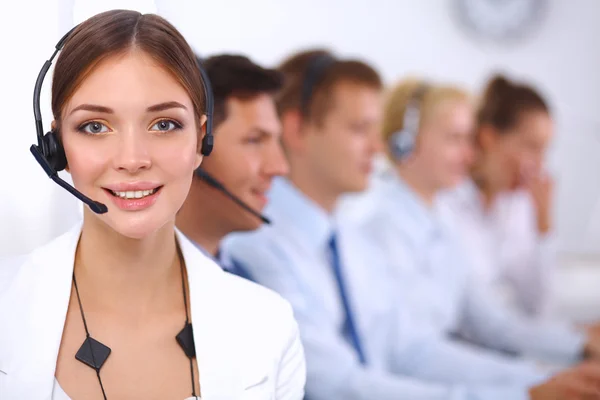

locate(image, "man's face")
(305, 81), (383, 197)
(200, 94), (288, 231)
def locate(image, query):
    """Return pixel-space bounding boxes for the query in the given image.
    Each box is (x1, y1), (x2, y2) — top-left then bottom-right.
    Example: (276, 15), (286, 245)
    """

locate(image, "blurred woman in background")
(354, 77), (597, 365)
(441, 75), (556, 318)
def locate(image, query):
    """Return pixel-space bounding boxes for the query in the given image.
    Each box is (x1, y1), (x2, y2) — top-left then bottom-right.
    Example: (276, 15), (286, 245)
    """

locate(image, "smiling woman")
(0, 9), (306, 400)
(60, 46), (202, 239)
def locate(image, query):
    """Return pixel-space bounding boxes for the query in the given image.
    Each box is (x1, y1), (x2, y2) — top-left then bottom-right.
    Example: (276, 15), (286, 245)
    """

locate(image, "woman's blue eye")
(80, 121), (109, 134)
(151, 120), (181, 132)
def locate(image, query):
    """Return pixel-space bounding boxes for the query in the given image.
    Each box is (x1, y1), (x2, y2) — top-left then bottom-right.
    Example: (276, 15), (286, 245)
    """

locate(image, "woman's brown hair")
(478, 74), (549, 133)
(51, 9), (206, 137)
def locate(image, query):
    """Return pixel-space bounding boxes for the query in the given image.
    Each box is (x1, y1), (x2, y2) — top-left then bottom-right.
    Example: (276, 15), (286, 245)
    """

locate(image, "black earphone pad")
(201, 134), (213, 156)
(45, 130), (68, 172)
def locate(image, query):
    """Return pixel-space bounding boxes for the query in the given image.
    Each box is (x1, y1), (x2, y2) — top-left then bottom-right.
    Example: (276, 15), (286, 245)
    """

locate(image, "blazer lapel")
(176, 231), (246, 399)
(0, 222), (81, 399)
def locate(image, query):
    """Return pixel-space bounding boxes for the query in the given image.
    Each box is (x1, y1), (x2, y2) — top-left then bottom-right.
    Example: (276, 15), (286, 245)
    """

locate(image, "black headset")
(30, 25), (214, 214)
(300, 53), (336, 117)
(388, 83), (429, 160)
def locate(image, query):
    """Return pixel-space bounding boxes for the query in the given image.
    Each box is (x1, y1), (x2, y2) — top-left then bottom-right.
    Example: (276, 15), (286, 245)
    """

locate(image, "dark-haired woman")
(441, 74), (558, 319)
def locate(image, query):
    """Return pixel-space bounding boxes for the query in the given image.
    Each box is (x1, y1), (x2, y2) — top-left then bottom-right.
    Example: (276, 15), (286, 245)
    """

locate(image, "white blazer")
(0, 222), (306, 399)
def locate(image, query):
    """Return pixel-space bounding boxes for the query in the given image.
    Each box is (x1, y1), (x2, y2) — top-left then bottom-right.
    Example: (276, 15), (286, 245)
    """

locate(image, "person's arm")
(504, 229), (556, 317)
(460, 269), (586, 364)
(499, 190), (556, 317)
(439, 196), (583, 363)
(387, 295), (549, 388)
(226, 233), (536, 400)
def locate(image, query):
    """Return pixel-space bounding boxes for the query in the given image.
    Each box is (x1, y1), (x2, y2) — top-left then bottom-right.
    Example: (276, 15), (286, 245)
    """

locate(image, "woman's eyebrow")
(146, 101), (188, 112)
(68, 101), (188, 116)
(69, 104), (113, 116)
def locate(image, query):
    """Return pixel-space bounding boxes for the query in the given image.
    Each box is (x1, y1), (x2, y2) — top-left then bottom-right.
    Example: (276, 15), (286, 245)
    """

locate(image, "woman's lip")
(102, 182), (163, 192)
(103, 187), (162, 211)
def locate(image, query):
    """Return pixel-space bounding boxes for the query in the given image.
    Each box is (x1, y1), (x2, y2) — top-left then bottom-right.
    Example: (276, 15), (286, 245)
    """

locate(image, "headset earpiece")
(43, 129), (68, 172)
(200, 132), (213, 156)
(195, 56), (214, 157)
(389, 128), (417, 160)
(388, 83), (429, 161)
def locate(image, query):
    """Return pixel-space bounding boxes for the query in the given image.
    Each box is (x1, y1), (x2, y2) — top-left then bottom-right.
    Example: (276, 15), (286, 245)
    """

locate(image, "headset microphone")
(31, 145), (108, 214)
(195, 168), (271, 225)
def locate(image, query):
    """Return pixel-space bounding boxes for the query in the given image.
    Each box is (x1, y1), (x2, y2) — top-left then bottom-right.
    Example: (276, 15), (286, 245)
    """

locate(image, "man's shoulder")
(224, 223), (300, 265)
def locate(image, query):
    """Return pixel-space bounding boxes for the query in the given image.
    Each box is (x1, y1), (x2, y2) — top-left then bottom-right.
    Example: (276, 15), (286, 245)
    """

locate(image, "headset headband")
(300, 53), (336, 117)
(195, 56), (214, 154)
(33, 25), (78, 149)
(402, 83), (429, 134)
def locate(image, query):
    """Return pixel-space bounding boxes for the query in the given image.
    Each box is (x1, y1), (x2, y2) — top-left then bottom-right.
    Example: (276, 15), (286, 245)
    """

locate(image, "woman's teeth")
(110, 188), (158, 199)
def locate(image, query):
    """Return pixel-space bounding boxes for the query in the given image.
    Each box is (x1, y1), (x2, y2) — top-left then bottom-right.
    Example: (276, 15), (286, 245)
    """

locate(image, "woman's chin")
(99, 213), (174, 241)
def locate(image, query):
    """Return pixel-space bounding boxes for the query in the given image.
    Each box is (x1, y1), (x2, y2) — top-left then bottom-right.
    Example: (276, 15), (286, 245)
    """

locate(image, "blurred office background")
(1, 0), (599, 320)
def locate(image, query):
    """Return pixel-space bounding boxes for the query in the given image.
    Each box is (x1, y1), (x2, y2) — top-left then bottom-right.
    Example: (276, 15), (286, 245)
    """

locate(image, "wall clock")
(453, 0), (549, 44)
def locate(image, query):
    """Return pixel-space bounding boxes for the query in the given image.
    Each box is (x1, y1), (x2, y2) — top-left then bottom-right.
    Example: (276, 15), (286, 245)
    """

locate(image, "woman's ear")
(194, 153), (203, 171)
(199, 114), (208, 129)
(51, 120), (57, 132)
(195, 114), (209, 169)
(478, 124), (497, 151)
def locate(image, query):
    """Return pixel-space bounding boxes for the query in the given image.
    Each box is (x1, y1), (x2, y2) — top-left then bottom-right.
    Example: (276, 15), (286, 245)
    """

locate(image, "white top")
(0, 222), (306, 400)
(439, 179), (557, 318)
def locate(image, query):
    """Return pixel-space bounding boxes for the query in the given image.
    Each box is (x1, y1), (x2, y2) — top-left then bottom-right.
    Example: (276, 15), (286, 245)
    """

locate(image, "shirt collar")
(266, 177), (334, 251)
(445, 178), (482, 211)
(379, 171), (444, 241)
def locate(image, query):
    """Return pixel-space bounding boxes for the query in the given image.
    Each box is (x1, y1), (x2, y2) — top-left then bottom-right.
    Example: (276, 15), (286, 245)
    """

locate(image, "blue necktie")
(328, 234), (367, 365)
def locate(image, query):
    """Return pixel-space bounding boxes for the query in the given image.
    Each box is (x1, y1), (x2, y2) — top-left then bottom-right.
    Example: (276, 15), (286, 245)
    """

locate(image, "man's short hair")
(200, 54), (284, 127)
(275, 49), (383, 124)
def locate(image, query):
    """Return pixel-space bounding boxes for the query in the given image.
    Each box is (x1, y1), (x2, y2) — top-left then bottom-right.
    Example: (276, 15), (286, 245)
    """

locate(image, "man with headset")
(223, 49), (600, 400)
(176, 54), (288, 276)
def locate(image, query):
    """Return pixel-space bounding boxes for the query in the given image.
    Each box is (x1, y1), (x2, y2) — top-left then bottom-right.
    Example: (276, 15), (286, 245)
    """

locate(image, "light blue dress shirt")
(223, 177), (549, 400)
(355, 172), (585, 365)
(186, 238), (254, 281)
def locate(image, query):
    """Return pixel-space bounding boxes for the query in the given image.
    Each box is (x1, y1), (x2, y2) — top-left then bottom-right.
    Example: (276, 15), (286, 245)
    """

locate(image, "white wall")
(1, 0), (79, 258)
(2, 0), (599, 257)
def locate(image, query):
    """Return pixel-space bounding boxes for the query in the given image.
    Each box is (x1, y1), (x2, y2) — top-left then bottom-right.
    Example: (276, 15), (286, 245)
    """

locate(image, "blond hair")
(382, 78), (471, 159)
